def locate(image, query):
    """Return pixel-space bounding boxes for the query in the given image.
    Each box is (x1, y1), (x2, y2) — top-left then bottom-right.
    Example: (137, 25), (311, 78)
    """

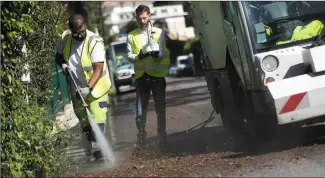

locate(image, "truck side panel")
(191, 1), (227, 70)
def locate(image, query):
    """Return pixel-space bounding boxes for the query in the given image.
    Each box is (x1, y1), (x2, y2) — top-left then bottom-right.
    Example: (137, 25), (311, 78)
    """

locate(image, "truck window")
(242, 1), (325, 52)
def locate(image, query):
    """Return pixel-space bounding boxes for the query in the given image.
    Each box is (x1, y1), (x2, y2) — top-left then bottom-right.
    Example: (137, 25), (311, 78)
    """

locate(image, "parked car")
(114, 56), (135, 94)
(108, 36), (135, 94)
(169, 53), (194, 77)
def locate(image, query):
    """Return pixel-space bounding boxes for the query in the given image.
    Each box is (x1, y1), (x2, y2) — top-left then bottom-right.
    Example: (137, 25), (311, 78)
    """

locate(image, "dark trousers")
(82, 122), (105, 143)
(135, 73), (166, 136)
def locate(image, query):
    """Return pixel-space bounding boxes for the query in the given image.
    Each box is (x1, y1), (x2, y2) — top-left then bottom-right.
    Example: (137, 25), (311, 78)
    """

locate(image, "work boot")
(136, 132), (147, 147)
(90, 150), (106, 162)
(157, 119), (167, 150)
(85, 147), (92, 157)
(157, 131), (167, 149)
(88, 141), (106, 162)
(136, 119), (147, 147)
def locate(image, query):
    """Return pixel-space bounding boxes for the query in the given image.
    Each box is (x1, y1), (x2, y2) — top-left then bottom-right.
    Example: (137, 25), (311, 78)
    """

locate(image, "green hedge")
(1, 2), (71, 177)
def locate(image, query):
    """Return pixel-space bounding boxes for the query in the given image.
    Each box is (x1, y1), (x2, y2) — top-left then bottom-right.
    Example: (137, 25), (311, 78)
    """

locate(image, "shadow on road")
(221, 124), (325, 159)
(165, 76), (204, 86)
(126, 123), (325, 162)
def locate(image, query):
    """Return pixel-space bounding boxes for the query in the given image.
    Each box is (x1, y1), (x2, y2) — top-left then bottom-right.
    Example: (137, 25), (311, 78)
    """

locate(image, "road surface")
(59, 76), (325, 177)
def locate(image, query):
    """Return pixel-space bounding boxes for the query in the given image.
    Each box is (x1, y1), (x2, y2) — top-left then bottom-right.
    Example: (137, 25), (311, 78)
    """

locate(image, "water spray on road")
(86, 108), (115, 166)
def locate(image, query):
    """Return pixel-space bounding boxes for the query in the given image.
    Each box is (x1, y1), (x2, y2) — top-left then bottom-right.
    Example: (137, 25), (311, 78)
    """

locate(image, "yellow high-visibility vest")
(128, 27), (170, 79)
(61, 29), (111, 99)
(277, 20), (324, 45)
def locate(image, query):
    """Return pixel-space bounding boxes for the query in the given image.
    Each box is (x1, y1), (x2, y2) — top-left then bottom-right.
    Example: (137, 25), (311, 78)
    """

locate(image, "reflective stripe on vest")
(129, 27), (170, 79)
(134, 63), (170, 70)
(62, 29), (111, 98)
(83, 65), (108, 77)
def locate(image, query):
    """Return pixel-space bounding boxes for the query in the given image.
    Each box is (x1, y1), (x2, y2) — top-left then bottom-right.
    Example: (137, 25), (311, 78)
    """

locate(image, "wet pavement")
(57, 76), (325, 177)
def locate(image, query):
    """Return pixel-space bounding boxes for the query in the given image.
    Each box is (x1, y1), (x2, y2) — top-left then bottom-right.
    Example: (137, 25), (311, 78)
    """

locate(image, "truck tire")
(224, 57), (246, 135)
(216, 80), (246, 136)
(226, 55), (276, 141)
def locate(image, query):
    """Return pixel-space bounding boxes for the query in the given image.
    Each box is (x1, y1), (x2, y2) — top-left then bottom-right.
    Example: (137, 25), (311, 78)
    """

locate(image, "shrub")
(1, 1), (71, 177)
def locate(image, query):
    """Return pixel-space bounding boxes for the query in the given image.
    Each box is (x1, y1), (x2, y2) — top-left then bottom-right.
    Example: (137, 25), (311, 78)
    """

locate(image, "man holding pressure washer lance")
(55, 13), (112, 162)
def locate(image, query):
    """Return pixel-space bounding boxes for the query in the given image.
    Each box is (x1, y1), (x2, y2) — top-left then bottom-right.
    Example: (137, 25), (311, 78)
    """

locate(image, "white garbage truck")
(190, 1), (325, 139)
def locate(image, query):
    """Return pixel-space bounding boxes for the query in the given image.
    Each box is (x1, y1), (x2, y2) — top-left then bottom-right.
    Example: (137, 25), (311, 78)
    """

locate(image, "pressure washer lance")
(66, 68), (116, 164)
(67, 69), (89, 108)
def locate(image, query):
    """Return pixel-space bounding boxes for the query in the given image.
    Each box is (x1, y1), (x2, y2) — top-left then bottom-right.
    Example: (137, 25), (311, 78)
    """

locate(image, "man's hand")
(149, 51), (159, 59)
(62, 63), (70, 73)
(79, 87), (90, 98)
(138, 49), (150, 60)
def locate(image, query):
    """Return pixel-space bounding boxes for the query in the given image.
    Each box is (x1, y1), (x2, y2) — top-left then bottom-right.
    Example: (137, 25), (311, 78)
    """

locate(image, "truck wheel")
(213, 71), (245, 136)
(225, 63), (246, 135)
(251, 113), (277, 141)
(216, 85), (245, 136)
(232, 70), (277, 141)
(228, 60), (276, 141)
(225, 53), (276, 141)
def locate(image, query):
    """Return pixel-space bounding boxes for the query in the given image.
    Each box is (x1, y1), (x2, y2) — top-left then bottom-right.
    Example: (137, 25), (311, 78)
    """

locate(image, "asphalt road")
(67, 76), (325, 177)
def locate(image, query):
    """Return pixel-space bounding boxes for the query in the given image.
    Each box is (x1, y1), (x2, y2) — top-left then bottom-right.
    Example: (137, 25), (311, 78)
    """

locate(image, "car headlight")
(261, 55), (279, 72)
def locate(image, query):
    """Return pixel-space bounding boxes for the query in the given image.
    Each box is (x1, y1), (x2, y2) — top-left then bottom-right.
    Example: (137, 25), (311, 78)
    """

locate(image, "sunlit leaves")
(1, 1), (71, 177)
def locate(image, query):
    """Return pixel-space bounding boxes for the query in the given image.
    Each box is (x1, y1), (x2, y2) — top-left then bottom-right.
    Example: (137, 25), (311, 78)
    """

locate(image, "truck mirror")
(254, 22), (267, 43)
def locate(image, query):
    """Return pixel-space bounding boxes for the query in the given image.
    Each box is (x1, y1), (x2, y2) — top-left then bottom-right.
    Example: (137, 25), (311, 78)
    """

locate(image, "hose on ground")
(170, 109), (215, 137)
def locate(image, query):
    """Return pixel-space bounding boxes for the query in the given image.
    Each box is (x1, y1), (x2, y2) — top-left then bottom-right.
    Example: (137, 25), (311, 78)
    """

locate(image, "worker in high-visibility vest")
(55, 13), (112, 162)
(276, 20), (324, 45)
(126, 4), (170, 150)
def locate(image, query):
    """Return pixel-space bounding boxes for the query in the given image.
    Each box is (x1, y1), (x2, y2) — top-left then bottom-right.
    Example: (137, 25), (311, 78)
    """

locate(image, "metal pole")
(67, 69), (88, 108)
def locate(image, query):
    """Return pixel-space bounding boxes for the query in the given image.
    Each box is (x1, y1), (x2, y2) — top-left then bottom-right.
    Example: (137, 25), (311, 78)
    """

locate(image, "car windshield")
(180, 59), (190, 65)
(116, 57), (130, 68)
(242, 1), (325, 52)
(113, 43), (127, 57)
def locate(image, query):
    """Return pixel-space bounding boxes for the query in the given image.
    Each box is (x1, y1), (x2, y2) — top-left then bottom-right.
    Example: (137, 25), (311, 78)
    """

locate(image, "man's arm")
(55, 53), (65, 67)
(55, 36), (66, 67)
(88, 62), (103, 88)
(158, 30), (166, 59)
(88, 42), (106, 88)
(126, 35), (139, 61)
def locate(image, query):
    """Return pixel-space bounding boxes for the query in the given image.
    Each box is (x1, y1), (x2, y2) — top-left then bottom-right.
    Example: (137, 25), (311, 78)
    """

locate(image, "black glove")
(138, 50), (150, 60)
(149, 51), (159, 58)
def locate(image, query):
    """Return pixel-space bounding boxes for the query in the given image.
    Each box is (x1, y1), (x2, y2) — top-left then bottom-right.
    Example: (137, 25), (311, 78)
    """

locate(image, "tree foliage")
(66, 1), (106, 40)
(1, 1), (71, 177)
(83, 1), (105, 35)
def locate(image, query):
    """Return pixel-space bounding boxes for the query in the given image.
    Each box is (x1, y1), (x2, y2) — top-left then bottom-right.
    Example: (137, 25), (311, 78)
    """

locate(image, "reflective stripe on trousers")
(71, 92), (109, 128)
(135, 64), (169, 71)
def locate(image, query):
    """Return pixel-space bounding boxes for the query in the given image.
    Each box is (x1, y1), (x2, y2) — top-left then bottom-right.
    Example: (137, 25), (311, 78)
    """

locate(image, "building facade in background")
(101, 1), (195, 41)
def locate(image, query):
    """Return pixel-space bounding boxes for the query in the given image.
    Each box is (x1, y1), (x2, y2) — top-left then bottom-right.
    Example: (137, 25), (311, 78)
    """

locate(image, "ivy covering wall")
(1, 2), (72, 177)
